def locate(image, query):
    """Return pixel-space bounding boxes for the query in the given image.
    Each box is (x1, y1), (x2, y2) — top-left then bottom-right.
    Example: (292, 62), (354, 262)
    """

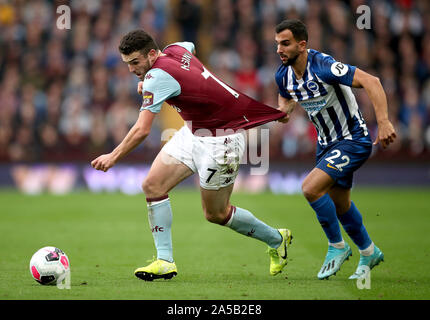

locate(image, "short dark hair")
(118, 29), (159, 56)
(275, 19), (308, 42)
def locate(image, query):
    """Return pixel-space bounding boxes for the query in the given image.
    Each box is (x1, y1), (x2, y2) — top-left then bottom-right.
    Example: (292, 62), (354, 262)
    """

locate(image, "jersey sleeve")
(165, 42), (195, 54)
(275, 65), (293, 100)
(140, 68), (181, 113)
(312, 52), (356, 86)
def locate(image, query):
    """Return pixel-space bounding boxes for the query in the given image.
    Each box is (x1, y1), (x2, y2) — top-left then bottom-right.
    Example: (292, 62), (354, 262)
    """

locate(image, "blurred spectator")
(399, 80), (427, 154)
(175, 0), (201, 43)
(38, 123), (64, 161)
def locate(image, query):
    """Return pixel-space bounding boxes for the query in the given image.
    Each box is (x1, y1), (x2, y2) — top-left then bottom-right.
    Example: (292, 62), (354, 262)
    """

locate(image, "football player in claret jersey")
(274, 20), (397, 280)
(91, 30), (292, 281)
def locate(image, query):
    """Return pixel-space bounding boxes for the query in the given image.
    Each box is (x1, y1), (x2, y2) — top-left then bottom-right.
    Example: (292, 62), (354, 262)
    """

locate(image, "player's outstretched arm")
(91, 110), (156, 172)
(351, 68), (397, 149)
(277, 94), (297, 123)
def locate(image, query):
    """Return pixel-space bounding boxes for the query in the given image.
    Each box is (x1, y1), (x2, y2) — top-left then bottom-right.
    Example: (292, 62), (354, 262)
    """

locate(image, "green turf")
(0, 188), (429, 300)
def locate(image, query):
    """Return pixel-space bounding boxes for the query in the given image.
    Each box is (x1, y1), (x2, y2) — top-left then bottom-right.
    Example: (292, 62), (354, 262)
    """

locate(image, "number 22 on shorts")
(325, 149), (350, 172)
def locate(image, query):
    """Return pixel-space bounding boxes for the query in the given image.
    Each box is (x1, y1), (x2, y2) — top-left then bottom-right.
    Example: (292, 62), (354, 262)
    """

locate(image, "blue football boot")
(317, 242), (352, 280)
(349, 245), (384, 279)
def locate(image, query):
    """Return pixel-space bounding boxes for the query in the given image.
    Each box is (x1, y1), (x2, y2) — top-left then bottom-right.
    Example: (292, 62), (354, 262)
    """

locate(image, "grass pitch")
(0, 188), (429, 300)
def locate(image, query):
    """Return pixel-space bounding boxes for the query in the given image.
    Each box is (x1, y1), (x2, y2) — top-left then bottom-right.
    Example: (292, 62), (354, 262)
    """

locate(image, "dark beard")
(283, 53), (299, 66)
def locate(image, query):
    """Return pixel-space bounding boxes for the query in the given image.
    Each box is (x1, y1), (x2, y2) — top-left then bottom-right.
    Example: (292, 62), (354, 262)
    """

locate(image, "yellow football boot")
(134, 259), (177, 281)
(267, 229), (293, 275)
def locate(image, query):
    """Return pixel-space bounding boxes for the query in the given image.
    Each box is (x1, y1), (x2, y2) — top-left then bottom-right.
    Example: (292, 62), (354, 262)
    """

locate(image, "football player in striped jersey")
(274, 19), (396, 280)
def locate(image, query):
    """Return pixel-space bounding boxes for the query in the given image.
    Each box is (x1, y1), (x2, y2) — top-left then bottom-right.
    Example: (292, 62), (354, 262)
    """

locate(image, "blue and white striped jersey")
(275, 49), (370, 146)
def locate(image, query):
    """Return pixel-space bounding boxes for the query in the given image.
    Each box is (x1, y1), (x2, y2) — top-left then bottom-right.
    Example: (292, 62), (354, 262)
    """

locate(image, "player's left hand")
(137, 81), (144, 95)
(374, 119), (397, 149)
(91, 153), (116, 172)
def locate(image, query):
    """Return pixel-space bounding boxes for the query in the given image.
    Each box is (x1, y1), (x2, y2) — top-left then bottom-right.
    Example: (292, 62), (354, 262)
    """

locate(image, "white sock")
(359, 242), (374, 256)
(147, 198), (173, 263)
(226, 206), (282, 248)
(329, 240), (345, 249)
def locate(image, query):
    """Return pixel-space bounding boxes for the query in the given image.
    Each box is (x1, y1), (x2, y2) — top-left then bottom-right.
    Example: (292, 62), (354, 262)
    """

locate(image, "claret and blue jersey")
(140, 41), (285, 135)
(275, 49), (371, 147)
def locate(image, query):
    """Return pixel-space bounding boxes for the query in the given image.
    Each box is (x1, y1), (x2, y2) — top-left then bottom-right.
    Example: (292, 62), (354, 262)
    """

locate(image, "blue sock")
(309, 194), (343, 244)
(337, 201), (372, 250)
(147, 196), (173, 262)
(224, 206), (282, 248)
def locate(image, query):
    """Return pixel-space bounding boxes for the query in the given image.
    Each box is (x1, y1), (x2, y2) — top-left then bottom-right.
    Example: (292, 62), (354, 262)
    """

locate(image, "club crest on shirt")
(145, 73), (153, 80)
(143, 91), (154, 106)
(306, 80), (319, 92)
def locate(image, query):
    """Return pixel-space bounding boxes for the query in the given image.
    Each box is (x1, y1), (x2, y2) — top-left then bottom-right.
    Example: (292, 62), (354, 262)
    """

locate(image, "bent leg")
(200, 184), (234, 224)
(143, 151), (194, 263)
(330, 186), (372, 252)
(328, 185), (351, 215)
(302, 168), (343, 245)
(200, 185), (282, 248)
(143, 150), (194, 198)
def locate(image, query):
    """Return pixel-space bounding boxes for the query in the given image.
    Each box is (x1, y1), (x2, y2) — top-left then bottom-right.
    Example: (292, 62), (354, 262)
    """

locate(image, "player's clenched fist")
(91, 153), (116, 172)
(373, 119), (397, 149)
(137, 81), (143, 95)
(277, 112), (290, 123)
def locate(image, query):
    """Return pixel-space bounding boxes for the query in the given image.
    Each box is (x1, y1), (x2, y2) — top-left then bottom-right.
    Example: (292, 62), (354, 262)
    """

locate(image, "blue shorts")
(315, 138), (372, 189)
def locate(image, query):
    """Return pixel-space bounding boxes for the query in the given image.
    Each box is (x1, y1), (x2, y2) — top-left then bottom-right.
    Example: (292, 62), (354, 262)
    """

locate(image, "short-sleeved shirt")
(275, 49), (370, 147)
(141, 42), (285, 136)
(140, 42), (193, 114)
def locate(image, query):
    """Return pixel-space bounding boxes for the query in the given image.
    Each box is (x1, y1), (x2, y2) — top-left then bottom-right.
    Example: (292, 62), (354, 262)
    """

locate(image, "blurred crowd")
(0, 0), (429, 164)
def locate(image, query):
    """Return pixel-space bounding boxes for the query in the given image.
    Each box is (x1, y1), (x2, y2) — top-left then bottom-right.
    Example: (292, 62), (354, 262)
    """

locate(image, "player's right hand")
(91, 153), (116, 172)
(137, 81), (143, 95)
(277, 110), (290, 123)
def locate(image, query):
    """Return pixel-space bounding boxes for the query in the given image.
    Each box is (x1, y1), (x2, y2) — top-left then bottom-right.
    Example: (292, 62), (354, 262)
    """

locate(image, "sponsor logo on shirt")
(300, 98), (327, 112)
(330, 62), (348, 76)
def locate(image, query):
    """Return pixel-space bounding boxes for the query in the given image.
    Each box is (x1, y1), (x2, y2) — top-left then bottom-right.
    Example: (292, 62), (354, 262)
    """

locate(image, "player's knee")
(203, 207), (227, 225)
(142, 178), (164, 198)
(301, 182), (318, 202)
(205, 213), (223, 224)
(141, 179), (151, 194)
